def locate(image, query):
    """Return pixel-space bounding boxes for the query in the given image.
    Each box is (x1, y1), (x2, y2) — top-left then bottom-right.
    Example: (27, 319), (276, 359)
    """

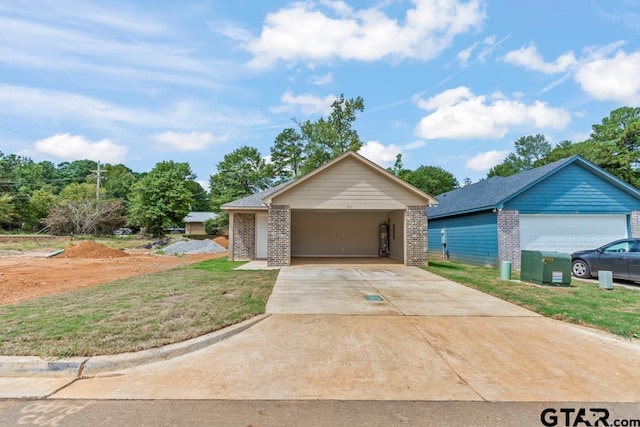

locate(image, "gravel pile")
(160, 239), (227, 255)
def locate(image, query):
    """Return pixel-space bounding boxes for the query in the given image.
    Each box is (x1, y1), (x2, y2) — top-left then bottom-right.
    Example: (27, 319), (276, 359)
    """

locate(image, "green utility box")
(520, 250), (571, 286)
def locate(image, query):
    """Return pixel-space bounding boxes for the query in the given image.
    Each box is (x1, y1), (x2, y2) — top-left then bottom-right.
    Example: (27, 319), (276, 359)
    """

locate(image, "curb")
(0, 314), (270, 378)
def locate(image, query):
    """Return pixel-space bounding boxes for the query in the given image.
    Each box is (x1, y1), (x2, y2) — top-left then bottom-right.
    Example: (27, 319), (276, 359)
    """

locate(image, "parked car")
(113, 227), (133, 236)
(571, 238), (640, 280)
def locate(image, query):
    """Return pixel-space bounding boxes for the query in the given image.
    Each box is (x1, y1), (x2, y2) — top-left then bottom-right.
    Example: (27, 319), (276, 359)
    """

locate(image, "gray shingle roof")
(183, 211), (218, 222)
(430, 156), (579, 218)
(221, 181), (292, 209)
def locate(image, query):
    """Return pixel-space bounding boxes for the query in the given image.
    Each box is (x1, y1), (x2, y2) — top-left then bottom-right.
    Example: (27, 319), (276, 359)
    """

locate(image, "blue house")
(428, 156), (640, 269)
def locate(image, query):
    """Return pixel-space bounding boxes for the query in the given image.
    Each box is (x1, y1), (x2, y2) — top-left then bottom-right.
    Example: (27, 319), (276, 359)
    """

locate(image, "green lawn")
(0, 257), (277, 357)
(424, 260), (640, 339)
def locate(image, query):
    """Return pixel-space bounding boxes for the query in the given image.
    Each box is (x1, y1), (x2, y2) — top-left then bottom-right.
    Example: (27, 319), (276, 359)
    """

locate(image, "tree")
(488, 134), (552, 177)
(270, 127), (305, 182)
(186, 180), (210, 211)
(461, 177), (473, 187)
(589, 107), (640, 185)
(387, 153), (411, 180)
(405, 166), (458, 196)
(128, 161), (196, 237)
(295, 94), (365, 174)
(209, 146), (274, 213)
(0, 194), (16, 228)
(44, 198), (125, 235)
(24, 187), (57, 231)
(100, 164), (138, 203)
(59, 182), (101, 201)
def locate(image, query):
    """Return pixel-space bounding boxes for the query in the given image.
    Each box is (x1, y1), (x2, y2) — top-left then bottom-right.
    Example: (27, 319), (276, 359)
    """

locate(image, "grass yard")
(0, 257), (277, 357)
(425, 260), (640, 339)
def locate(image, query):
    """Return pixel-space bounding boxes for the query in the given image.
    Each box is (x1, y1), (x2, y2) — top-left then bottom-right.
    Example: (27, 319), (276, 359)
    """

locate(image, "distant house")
(183, 212), (217, 235)
(428, 156), (640, 269)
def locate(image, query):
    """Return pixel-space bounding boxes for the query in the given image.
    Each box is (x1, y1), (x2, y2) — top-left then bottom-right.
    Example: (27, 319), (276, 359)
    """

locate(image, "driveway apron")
(53, 265), (640, 402)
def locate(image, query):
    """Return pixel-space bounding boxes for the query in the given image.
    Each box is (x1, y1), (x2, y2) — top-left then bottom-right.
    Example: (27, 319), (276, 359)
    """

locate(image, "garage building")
(223, 151), (436, 267)
(428, 155), (640, 269)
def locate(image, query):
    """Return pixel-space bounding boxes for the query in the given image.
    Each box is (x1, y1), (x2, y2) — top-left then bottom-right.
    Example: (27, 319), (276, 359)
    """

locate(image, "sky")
(1, 0), (639, 189)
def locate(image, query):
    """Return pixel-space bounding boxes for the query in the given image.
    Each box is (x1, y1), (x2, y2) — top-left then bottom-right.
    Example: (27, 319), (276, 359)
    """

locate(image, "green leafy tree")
(589, 107), (640, 185)
(293, 94), (365, 174)
(55, 160), (97, 189)
(488, 134), (552, 177)
(405, 165), (458, 196)
(59, 182), (101, 201)
(100, 164), (139, 203)
(270, 127), (305, 182)
(25, 187), (57, 231)
(128, 161), (196, 237)
(209, 146), (274, 213)
(186, 180), (210, 211)
(387, 153), (411, 180)
(0, 194), (16, 228)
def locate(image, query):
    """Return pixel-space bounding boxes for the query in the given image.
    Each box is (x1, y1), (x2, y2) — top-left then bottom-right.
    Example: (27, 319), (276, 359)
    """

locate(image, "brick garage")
(223, 151), (436, 267)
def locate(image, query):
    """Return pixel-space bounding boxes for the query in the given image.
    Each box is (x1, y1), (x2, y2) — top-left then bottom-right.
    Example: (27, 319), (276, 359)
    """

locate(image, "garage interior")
(290, 210), (405, 262)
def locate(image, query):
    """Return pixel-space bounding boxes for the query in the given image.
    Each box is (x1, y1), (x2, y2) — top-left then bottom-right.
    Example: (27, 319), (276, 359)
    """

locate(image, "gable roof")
(262, 150), (436, 205)
(430, 155), (640, 219)
(183, 211), (217, 222)
(223, 151), (436, 210)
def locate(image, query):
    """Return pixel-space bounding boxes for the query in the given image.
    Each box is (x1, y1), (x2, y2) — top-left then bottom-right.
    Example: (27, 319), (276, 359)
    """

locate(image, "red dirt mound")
(61, 241), (129, 258)
(213, 236), (228, 249)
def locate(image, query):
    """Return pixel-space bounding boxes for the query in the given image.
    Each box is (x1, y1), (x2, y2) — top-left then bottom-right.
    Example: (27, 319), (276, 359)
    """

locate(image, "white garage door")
(520, 215), (628, 254)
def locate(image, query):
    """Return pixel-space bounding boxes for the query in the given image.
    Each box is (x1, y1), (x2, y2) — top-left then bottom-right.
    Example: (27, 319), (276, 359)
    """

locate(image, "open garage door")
(520, 215), (628, 254)
(291, 210), (396, 257)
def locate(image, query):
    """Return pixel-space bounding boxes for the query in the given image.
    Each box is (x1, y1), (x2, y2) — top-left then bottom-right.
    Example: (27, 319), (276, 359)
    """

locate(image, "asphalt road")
(2, 399), (639, 427)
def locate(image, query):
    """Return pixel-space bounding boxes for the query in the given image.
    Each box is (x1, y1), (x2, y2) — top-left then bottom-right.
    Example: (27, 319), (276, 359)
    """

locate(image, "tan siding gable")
(271, 156), (428, 209)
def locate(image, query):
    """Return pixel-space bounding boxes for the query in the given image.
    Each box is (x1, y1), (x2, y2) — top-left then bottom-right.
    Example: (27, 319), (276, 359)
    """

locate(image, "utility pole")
(95, 161), (103, 200)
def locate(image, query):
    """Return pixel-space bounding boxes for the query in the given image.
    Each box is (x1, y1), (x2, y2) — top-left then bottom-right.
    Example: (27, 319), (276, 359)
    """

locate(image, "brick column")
(405, 205), (428, 266)
(268, 205), (291, 267)
(233, 213), (255, 260)
(631, 211), (640, 238)
(497, 210), (520, 270)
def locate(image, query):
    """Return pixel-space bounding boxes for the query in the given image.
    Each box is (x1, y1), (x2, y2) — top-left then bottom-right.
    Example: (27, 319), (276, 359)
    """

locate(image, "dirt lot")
(0, 242), (226, 305)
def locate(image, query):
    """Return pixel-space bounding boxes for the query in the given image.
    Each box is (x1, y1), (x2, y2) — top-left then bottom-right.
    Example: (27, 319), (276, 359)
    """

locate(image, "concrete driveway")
(47, 264), (640, 402)
(266, 264), (535, 316)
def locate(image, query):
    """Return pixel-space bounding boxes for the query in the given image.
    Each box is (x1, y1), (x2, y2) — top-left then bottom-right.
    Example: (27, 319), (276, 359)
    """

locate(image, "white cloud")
(246, 0), (485, 68)
(309, 72), (334, 85)
(269, 90), (336, 115)
(0, 84), (268, 132)
(415, 86), (571, 139)
(34, 134), (127, 163)
(465, 150), (509, 171)
(403, 140), (427, 150)
(456, 42), (478, 66)
(502, 43), (577, 74)
(358, 141), (401, 166)
(152, 131), (228, 152)
(575, 50), (640, 104)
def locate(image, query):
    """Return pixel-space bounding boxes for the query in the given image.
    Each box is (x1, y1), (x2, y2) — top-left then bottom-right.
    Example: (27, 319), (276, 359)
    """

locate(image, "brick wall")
(268, 205), (291, 267)
(233, 213), (255, 260)
(497, 210), (520, 270)
(631, 211), (640, 238)
(405, 205), (428, 266)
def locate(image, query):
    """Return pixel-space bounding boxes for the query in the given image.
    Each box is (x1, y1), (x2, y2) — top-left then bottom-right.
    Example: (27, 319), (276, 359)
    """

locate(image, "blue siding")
(428, 212), (498, 267)
(506, 163), (640, 214)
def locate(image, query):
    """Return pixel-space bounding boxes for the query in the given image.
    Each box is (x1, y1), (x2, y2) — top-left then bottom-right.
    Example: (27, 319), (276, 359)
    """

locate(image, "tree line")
(0, 99), (637, 237)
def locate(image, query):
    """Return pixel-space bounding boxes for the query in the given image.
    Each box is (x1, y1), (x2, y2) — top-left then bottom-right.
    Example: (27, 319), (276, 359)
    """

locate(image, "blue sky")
(1, 0), (639, 188)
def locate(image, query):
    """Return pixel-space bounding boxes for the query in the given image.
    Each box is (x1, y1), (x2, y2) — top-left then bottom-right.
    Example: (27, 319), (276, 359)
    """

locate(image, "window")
(603, 241), (632, 253)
